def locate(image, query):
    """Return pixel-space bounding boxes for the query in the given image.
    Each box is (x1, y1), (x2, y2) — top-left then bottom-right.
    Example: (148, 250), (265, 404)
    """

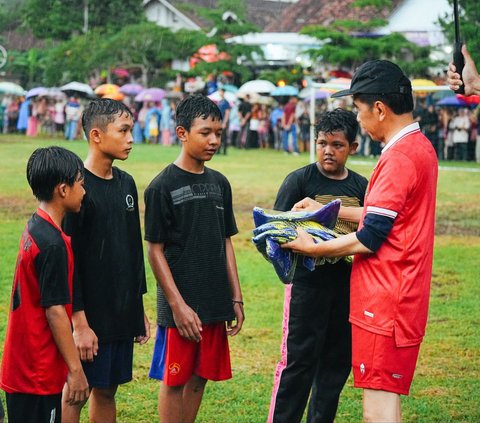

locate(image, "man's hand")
(64, 367), (90, 406)
(135, 312), (151, 345)
(172, 303), (203, 342)
(281, 228), (318, 256)
(73, 325), (98, 362)
(447, 45), (480, 96)
(291, 197), (322, 212)
(227, 302), (244, 337)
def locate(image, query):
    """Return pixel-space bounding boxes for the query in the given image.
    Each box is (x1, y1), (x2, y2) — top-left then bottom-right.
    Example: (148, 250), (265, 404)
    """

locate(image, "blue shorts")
(82, 340), (134, 388)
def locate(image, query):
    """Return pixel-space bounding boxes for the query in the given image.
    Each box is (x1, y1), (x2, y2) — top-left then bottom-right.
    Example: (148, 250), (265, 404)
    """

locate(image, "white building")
(143, 0), (201, 32)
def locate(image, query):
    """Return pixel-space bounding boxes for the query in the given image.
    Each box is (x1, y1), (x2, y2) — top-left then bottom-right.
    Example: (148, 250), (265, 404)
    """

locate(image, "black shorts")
(5, 392), (61, 423)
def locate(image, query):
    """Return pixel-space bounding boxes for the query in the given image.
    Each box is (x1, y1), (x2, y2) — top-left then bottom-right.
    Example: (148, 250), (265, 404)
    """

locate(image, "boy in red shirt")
(0, 146), (89, 423)
(284, 60), (438, 422)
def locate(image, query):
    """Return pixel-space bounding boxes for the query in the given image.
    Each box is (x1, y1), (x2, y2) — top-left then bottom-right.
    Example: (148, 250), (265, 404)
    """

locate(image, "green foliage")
(23, 0), (144, 40)
(438, 0), (480, 66)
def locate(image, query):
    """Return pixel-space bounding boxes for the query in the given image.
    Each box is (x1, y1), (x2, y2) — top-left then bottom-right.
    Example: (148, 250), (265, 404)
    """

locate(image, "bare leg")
(89, 386), (118, 423)
(158, 375), (207, 423)
(61, 383), (88, 423)
(182, 375), (207, 423)
(363, 389), (402, 423)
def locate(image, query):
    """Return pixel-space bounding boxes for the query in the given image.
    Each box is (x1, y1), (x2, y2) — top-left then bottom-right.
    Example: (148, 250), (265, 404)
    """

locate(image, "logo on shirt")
(125, 194), (135, 211)
(392, 373), (403, 379)
(360, 363), (366, 375)
(169, 362), (181, 376)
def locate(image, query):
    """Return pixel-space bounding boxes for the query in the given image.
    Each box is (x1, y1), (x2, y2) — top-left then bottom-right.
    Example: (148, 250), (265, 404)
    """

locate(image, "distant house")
(143, 0), (202, 31)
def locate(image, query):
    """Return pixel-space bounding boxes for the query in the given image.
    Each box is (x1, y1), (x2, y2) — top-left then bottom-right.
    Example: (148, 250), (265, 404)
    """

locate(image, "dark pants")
(6, 392), (61, 423)
(269, 263), (352, 423)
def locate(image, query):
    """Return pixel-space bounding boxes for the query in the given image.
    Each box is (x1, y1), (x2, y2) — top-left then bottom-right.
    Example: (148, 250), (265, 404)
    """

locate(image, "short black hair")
(315, 108), (359, 144)
(353, 92), (414, 115)
(176, 94), (222, 132)
(82, 98), (133, 139)
(26, 146), (84, 202)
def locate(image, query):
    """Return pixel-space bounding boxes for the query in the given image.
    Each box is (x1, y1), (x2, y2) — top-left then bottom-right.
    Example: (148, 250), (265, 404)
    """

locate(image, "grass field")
(0, 134), (479, 422)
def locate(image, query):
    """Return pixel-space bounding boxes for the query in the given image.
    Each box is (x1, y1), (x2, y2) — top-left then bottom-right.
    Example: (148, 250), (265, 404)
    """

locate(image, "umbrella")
(220, 84), (239, 93)
(112, 68), (130, 78)
(411, 78), (438, 96)
(102, 91), (125, 101)
(238, 80), (277, 95)
(436, 96), (469, 107)
(134, 88), (166, 102)
(0, 81), (25, 96)
(26, 86), (48, 99)
(456, 94), (480, 105)
(271, 85), (299, 97)
(302, 89), (331, 101)
(60, 81), (94, 97)
(208, 90), (237, 104)
(94, 84), (120, 96)
(119, 83), (144, 96)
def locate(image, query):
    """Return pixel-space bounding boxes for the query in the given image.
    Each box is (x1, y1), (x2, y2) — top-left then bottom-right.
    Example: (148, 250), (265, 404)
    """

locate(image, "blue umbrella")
(271, 85), (299, 97)
(436, 96), (469, 107)
(220, 84), (239, 93)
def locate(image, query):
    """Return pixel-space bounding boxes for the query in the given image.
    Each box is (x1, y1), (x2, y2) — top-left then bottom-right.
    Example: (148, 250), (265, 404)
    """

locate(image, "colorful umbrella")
(238, 80), (277, 95)
(26, 86), (48, 99)
(119, 83), (144, 96)
(220, 84), (239, 93)
(0, 81), (25, 96)
(456, 94), (480, 105)
(436, 96), (469, 107)
(102, 91), (125, 101)
(94, 84), (120, 96)
(208, 90), (237, 104)
(134, 88), (166, 102)
(271, 85), (299, 97)
(60, 81), (94, 97)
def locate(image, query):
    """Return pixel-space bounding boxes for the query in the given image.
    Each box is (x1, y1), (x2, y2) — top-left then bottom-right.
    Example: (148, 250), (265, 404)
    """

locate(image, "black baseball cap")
(331, 60), (412, 98)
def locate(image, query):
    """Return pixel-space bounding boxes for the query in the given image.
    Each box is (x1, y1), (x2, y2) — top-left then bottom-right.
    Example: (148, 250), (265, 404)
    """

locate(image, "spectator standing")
(282, 97), (299, 155)
(452, 108), (470, 161)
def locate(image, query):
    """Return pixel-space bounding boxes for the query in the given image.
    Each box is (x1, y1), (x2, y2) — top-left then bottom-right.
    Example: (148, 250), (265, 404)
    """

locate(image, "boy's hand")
(135, 313), (151, 345)
(291, 197), (322, 212)
(73, 326), (98, 362)
(64, 367), (90, 405)
(227, 302), (244, 337)
(172, 303), (203, 342)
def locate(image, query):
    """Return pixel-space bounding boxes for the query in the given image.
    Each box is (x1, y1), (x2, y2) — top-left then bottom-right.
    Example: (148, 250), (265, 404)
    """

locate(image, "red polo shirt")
(350, 122), (438, 346)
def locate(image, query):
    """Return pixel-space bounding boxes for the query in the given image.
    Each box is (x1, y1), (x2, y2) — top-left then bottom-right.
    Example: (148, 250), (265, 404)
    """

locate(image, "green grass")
(0, 134), (479, 422)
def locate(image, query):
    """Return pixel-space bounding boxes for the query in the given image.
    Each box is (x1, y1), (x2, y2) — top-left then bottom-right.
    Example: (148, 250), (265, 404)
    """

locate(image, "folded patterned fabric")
(252, 199), (351, 283)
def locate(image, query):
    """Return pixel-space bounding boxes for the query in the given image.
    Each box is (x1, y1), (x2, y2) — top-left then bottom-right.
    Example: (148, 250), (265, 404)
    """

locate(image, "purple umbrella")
(436, 96), (469, 107)
(26, 86), (48, 99)
(120, 83), (144, 96)
(134, 88), (166, 102)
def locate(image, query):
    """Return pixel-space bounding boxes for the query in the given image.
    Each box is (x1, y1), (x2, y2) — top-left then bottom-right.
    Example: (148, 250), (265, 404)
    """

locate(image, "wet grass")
(0, 135), (479, 421)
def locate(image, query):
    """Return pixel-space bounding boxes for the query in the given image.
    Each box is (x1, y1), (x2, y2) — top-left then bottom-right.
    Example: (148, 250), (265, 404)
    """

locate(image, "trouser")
(268, 263), (352, 423)
(282, 125), (299, 153)
(64, 120), (78, 141)
(454, 142), (468, 161)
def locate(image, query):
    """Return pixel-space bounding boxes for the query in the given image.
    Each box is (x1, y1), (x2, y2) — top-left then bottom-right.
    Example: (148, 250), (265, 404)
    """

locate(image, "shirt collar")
(381, 122), (420, 154)
(36, 208), (63, 233)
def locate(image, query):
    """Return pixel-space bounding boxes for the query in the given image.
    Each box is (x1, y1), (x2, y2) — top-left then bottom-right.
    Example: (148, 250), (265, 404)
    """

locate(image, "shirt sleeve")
(35, 244), (71, 308)
(274, 171), (304, 212)
(356, 213), (395, 252)
(144, 185), (173, 244)
(222, 177), (238, 237)
(365, 150), (417, 218)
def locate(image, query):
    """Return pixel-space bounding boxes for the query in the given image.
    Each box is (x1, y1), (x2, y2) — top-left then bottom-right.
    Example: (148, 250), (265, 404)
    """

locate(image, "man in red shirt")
(283, 60), (438, 422)
(281, 96), (299, 155)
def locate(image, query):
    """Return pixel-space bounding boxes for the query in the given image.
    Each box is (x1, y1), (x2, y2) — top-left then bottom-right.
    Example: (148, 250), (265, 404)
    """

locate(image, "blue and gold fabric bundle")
(252, 199), (351, 283)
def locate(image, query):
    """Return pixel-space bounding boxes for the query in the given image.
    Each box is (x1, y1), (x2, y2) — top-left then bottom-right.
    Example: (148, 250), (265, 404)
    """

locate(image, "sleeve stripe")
(366, 206), (398, 219)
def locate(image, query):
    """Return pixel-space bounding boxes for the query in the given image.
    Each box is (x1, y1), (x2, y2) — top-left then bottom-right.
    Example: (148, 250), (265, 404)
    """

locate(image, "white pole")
(309, 85), (316, 164)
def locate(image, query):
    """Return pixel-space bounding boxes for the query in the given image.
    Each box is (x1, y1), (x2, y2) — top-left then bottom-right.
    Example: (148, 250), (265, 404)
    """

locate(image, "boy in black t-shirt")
(144, 94), (244, 423)
(62, 99), (150, 423)
(268, 109), (368, 423)
(1, 147), (89, 423)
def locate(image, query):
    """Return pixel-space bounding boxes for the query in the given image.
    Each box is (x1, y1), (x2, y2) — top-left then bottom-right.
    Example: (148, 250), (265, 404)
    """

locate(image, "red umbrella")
(456, 94), (480, 105)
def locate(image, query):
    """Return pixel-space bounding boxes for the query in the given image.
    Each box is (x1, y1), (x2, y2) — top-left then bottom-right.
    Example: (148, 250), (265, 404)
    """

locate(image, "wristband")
(232, 300), (244, 306)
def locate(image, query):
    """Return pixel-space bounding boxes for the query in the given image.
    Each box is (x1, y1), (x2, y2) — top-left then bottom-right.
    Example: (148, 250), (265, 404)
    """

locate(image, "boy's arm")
(225, 237), (244, 337)
(71, 310), (98, 362)
(147, 241), (203, 342)
(135, 313), (151, 345)
(46, 305), (89, 405)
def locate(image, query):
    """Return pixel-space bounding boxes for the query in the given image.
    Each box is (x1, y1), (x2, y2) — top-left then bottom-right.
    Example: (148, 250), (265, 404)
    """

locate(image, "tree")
(438, 0), (480, 67)
(24, 0), (144, 40)
(300, 0), (434, 77)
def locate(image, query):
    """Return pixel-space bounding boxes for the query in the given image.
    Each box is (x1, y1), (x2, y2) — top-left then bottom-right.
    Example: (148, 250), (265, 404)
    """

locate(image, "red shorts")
(351, 324), (420, 395)
(149, 322), (231, 386)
